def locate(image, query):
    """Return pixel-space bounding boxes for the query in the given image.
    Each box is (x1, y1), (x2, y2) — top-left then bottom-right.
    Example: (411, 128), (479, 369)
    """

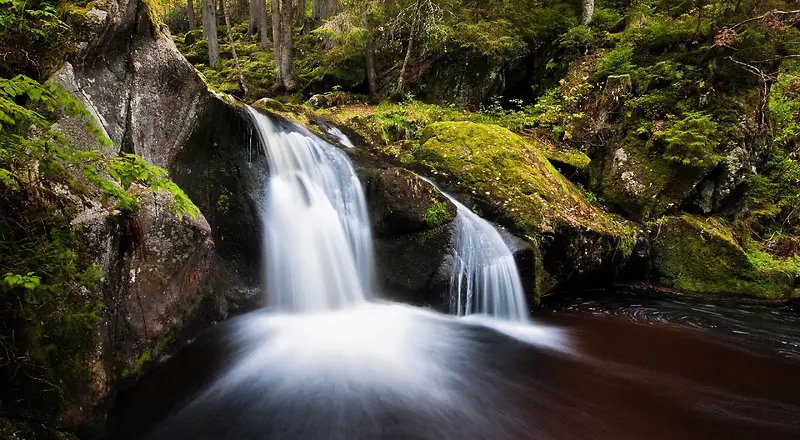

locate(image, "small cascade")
(421, 180), (529, 321)
(247, 107), (373, 312)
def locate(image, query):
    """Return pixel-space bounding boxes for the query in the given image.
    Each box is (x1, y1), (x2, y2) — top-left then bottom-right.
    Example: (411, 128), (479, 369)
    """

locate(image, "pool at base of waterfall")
(103, 292), (800, 440)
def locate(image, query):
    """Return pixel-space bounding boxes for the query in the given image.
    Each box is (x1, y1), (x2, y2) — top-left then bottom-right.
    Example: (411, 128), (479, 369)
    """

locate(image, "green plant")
(656, 111), (720, 166)
(424, 200), (452, 228)
(599, 43), (636, 76)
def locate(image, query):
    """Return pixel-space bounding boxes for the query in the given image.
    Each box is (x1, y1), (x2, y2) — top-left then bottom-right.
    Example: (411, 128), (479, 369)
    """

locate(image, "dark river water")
(103, 292), (800, 440)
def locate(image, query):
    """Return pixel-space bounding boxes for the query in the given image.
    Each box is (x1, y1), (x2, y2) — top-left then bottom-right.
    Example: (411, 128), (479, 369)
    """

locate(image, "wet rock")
(366, 168), (456, 236)
(364, 168), (457, 310)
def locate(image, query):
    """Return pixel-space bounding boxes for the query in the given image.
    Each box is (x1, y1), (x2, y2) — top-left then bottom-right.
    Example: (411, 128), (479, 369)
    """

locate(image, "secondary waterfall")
(247, 107), (373, 311)
(423, 183), (529, 321)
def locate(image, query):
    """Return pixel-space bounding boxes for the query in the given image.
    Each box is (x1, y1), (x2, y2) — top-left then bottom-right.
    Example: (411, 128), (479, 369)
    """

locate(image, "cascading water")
(119, 109), (569, 440)
(422, 179), (530, 321)
(247, 107), (373, 311)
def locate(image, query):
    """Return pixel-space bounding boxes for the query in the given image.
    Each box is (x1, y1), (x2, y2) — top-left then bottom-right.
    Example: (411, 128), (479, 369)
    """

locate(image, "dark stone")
(366, 168), (456, 236)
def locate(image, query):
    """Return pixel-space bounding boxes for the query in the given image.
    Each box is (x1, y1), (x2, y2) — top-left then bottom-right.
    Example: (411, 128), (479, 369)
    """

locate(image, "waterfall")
(247, 107), (373, 312)
(420, 179), (529, 321)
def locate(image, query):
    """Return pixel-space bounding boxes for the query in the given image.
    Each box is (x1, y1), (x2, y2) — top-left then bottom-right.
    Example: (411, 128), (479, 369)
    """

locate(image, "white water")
(422, 179), (530, 321)
(140, 109), (570, 440)
(247, 107), (373, 311)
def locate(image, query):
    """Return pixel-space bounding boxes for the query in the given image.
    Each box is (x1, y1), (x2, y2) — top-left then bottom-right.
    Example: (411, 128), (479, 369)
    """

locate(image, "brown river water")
(102, 291), (800, 440)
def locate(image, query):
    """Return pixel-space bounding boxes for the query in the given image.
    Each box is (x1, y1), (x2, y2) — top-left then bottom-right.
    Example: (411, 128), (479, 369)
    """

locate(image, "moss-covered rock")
(410, 122), (638, 294)
(590, 133), (713, 221)
(252, 97), (288, 113)
(652, 215), (800, 298)
(366, 168), (456, 236)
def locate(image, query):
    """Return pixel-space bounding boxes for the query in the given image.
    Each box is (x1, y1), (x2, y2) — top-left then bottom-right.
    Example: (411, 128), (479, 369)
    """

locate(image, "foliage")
(656, 111), (720, 166)
(424, 200), (452, 228)
(0, 73), (197, 411)
(0, 0), (71, 77)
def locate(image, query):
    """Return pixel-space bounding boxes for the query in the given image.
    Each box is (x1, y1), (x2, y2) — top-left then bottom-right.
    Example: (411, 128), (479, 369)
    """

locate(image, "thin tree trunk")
(362, 3), (378, 100)
(249, 0), (259, 34)
(202, 0), (220, 67)
(395, 0), (421, 97)
(187, 0), (196, 30)
(222, 0), (248, 95)
(296, 0), (305, 27)
(580, 0), (594, 26)
(280, 0), (295, 90)
(271, 0), (283, 84)
(259, 0), (270, 48)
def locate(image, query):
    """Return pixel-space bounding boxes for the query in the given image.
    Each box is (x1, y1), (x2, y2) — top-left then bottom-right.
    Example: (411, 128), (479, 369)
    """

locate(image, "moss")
(424, 201), (453, 228)
(652, 215), (799, 298)
(544, 148), (591, 170)
(413, 122), (634, 241)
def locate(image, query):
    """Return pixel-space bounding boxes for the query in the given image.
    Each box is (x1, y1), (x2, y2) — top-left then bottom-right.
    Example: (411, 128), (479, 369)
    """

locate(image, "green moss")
(424, 201), (453, 228)
(652, 215), (799, 298)
(414, 122), (633, 241)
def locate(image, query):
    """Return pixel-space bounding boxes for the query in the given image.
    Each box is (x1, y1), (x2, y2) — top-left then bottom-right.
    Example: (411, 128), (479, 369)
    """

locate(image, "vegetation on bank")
(1, 0), (199, 418)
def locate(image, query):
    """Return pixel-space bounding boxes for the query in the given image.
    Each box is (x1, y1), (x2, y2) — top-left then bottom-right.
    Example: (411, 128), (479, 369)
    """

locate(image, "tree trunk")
(295, 0), (305, 27)
(259, 0), (270, 48)
(222, 0), (248, 95)
(202, 0), (220, 67)
(311, 0), (336, 20)
(580, 0), (594, 26)
(361, 3), (378, 100)
(187, 0), (196, 30)
(271, 0), (283, 84)
(249, 0), (259, 34)
(395, 0), (421, 97)
(280, 0), (295, 90)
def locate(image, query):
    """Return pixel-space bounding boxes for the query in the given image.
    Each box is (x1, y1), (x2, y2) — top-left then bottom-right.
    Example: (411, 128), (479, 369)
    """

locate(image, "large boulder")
(652, 215), (799, 298)
(18, 0), (263, 434)
(366, 168), (457, 310)
(413, 122), (639, 298)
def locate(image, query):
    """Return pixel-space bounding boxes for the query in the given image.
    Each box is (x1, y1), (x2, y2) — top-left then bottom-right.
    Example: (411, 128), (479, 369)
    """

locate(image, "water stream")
(103, 110), (800, 440)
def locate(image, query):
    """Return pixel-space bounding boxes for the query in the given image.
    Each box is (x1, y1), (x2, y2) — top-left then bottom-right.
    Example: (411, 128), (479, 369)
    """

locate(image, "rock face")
(26, 0), (262, 433)
(651, 216), (799, 298)
(366, 168), (458, 310)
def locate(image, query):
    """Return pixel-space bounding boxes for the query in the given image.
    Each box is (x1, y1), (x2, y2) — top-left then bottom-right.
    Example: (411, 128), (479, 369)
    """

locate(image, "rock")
(183, 29), (202, 46)
(419, 51), (506, 109)
(364, 168), (457, 310)
(252, 97), (288, 113)
(304, 92), (356, 109)
(651, 215), (799, 298)
(411, 121), (639, 299)
(366, 168), (456, 236)
(589, 134), (713, 221)
(29, 0), (261, 432)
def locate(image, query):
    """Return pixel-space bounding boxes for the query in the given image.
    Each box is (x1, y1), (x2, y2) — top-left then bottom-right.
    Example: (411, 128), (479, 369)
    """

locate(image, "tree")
(222, 0), (248, 95)
(296, 0), (306, 27)
(271, 0), (295, 89)
(581, 0), (594, 26)
(249, 0), (260, 34)
(361, 2), (379, 100)
(395, 0), (422, 96)
(187, 0), (196, 30)
(250, 0), (271, 48)
(312, 0), (338, 21)
(202, 0), (220, 67)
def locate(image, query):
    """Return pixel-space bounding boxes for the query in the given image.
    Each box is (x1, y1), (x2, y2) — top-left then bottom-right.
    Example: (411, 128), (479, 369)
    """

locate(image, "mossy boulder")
(652, 215), (800, 298)
(252, 97), (288, 113)
(411, 121), (638, 293)
(365, 168), (457, 310)
(589, 134), (712, 221)
(366, 168), (456, 236)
